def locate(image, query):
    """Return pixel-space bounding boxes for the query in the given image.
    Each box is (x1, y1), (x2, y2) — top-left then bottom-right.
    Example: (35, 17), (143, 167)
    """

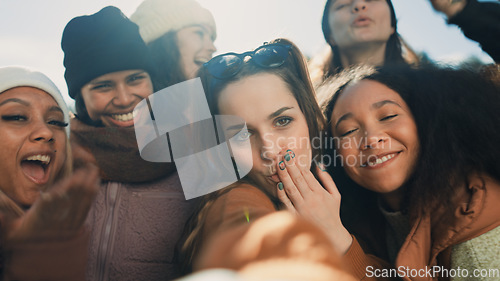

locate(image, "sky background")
(0, 0), (494, 107)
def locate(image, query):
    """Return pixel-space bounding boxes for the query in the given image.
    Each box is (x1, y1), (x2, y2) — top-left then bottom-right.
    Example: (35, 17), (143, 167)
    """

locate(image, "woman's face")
(176, 24), (217, 79)
(80, 69), (153, 127)
(0, 87), (67, 206)
(217, 73), (311, 197)
(330, 79), (419, 195)
(328, 0), (394, 49)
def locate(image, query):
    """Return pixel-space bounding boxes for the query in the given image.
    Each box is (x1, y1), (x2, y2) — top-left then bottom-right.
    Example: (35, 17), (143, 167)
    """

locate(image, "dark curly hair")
(318, 65), (500, 253)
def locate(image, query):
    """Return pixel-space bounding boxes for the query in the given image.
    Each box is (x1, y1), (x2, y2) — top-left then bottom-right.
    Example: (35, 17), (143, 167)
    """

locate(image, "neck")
(338, 41), (387, 69)
(380, 187), (404, 212)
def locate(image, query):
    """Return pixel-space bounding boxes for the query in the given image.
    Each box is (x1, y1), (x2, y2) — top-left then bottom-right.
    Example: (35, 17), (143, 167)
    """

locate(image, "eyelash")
(274, 116), (293, 127)
(380, 114), (398, 121)
(2, 115), (68, 128)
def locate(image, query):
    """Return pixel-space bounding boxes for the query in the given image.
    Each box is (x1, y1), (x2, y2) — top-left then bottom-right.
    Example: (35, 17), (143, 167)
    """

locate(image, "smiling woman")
(317, 65), (500, 280)
(0, 66), (99, 281)
(61, 6), (199, 281)
(131, 0), (217, 89)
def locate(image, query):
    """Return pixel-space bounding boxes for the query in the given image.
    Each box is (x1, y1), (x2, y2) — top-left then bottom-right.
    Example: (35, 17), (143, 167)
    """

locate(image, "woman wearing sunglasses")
(177, 39), (356, 281)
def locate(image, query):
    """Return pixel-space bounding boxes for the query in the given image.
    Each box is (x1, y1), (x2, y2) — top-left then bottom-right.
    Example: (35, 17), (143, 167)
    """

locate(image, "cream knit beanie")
(0, 66), (70, 137)
(131, 0), (216, 44)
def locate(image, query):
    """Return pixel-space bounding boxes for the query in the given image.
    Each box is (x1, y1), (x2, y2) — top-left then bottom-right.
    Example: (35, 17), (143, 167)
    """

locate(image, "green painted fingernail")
(279, 161), (285, 170)
(284, 153), (291, 162)
(278, 182), (284, 190)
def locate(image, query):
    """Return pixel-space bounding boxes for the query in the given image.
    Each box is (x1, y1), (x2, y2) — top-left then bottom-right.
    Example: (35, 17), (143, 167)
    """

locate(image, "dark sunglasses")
(203, 43), (292, 79)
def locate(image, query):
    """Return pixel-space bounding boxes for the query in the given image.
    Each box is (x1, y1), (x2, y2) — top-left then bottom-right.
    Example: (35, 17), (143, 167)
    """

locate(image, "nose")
(30, 121), (54, 143)
(360, 128), (388, 150)
(205, 38), (217, 55)
(259, 134), (283, 162)
(112, 83), (135, 108)
(353, 0), (366, 12)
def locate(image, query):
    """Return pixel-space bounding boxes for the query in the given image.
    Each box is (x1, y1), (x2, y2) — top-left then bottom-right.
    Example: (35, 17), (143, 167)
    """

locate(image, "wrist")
(444, 0), (467, 18)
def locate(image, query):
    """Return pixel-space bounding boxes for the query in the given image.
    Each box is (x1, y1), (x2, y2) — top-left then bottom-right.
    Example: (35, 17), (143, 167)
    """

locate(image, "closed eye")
(91, 83), (112, 91)
(340, 128), (358, 137)
(2, 115), (27, 122)
(380, 114), (398, 121)
(48, 120), (69, 128)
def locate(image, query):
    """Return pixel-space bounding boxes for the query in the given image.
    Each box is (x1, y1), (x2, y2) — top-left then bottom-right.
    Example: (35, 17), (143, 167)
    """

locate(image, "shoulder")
(202, 183), (277, 239)
(446, 174), (500, 244)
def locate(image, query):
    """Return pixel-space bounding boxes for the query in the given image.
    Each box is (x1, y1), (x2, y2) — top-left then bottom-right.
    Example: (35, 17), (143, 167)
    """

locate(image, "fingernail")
(318, 162), (327, 172)
(278, 182), (284, 190)
(284, 153), (291, 162)
(286, 149), (295, 159)
(279, 161), (286, 170)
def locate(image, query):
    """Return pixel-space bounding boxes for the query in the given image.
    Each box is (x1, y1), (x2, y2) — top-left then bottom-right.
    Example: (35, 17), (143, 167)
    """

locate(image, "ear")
(329, 37), (337, 47)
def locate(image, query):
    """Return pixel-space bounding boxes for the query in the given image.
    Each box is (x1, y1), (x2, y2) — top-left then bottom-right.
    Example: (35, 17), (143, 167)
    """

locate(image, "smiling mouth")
(195, 58), (210, 66)
(21, 154), (51, 184)
(361, 152), (401, 167)
(110, 111), (136, 122)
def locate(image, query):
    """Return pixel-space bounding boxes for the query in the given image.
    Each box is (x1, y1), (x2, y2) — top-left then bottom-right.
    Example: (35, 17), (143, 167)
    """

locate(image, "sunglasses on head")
(203, 43), (292, 79)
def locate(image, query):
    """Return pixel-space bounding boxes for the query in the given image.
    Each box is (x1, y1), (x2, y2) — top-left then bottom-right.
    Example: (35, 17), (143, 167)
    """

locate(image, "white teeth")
(111, 112), (134, 122)
(26, 154), (51, 164)
(365, 153), (396, 167)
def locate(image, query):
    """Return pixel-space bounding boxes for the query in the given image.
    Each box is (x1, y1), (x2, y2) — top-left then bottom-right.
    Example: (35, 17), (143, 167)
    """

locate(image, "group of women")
(0, 0), (499, 280)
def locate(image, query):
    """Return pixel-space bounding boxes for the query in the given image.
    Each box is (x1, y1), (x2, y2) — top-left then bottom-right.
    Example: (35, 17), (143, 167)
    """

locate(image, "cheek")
(82, 93), (105, 119)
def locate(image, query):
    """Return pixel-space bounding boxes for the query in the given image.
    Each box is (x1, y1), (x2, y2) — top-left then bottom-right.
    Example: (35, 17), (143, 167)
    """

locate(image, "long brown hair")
(176, 38), (326, 273)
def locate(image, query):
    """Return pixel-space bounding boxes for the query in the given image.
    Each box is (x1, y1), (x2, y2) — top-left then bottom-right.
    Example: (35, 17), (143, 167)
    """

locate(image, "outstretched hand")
(429, 0), (467, 18)
(275, 150), (352, 254)
(4, 164), (100, 242)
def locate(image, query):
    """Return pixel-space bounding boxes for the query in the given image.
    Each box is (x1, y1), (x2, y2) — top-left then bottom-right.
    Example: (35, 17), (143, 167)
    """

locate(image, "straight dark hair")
(321, 0), (406, 77)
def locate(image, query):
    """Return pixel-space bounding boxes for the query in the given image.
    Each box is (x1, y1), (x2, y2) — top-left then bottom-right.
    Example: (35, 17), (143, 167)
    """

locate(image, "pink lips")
(352, 16), (371, 27)
(268, 174), (280, 183)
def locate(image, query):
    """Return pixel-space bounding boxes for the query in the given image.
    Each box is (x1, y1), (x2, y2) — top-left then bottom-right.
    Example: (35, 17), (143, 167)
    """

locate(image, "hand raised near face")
(429, 0), (467, 18)
(275, 149), (352, 254)
(4, 164), (100, 242)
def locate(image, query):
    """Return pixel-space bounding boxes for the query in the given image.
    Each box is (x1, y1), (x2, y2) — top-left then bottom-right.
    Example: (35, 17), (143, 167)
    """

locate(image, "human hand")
(275, 149), (352, 254)
(4, 164), (100, 242)
(429, 0), (467, 18)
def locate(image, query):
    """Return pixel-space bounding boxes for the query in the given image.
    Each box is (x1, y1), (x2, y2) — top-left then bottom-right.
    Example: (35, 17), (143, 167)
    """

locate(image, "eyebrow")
(88, 71), (146, 85)
(224, 107), (293, 132)
(268, 107), (293, 120)
(0, 98), (30, 107)
(372, 100), (402, 109)
(49, 106), (64, 115)
(334, 100), (402, 130)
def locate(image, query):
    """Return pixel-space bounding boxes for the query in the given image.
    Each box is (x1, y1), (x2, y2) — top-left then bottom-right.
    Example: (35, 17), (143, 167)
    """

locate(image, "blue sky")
(0, 0), (493, 106)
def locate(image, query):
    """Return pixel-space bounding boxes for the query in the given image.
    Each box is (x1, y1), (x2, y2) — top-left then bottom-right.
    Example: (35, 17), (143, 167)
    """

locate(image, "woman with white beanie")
(131, 0), (217, 89)
(0, 66), (99, 281)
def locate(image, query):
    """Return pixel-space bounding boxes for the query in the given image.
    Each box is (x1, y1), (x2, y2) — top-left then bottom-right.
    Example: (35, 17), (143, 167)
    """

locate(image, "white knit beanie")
(0, 66), (70, 137)
(131, 0), (216, 44)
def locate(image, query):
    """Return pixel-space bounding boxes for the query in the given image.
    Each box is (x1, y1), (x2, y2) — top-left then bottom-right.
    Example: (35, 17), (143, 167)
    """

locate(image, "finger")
(276, 182), (296, 215)
(281, 149), (313, 198)
(276, 154), (304, 206)
(315, 165), (340, 197)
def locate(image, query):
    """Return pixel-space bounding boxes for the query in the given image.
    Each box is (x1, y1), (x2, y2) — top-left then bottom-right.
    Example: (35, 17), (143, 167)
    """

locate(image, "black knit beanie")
(62, 6), (154, 99)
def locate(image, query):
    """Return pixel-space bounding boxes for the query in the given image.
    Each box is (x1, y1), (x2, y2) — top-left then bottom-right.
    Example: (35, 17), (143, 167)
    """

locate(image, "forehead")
(0, 86), (56, 105)
(217, 73), (298, 115)
(332, 79), (407, 115)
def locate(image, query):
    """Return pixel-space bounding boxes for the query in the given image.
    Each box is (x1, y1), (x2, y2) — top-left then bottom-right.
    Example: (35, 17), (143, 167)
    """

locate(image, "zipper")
(131, 191), (186, 199)
(95, 183), (121, 281)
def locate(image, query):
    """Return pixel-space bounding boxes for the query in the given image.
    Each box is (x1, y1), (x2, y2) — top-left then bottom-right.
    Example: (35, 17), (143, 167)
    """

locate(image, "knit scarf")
(70, 118), (176, 183)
